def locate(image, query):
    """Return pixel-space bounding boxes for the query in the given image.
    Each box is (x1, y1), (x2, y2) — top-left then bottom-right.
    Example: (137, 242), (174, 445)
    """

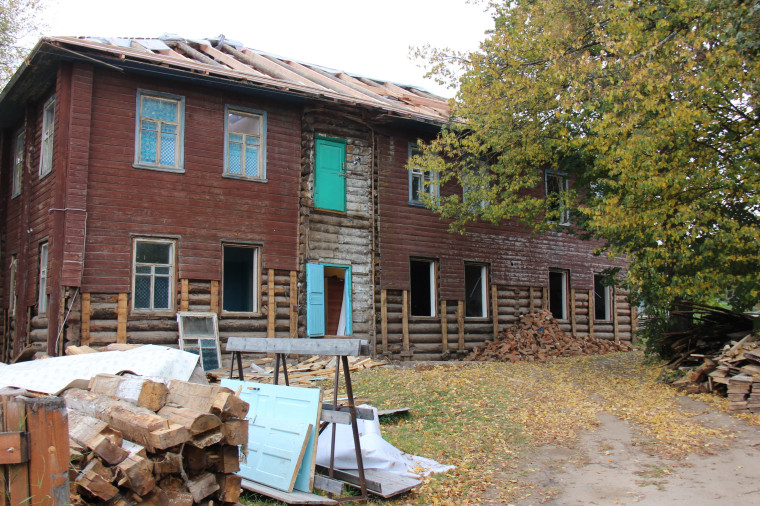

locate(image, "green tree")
(0, 0), (45, 87)
(415, 0), (760, 323)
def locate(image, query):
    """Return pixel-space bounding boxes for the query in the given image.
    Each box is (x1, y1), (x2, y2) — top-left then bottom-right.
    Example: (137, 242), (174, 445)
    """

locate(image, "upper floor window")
(545, 170), (570, 225)
(39, 95), (55, 178)
(408, 144), (438, 205)
(38, 242), (49, 315)
(135, 91), (185, 171)
(12, 129), (24, 197)
(225, 106), (266, 180)
(133, 238), (175, 312)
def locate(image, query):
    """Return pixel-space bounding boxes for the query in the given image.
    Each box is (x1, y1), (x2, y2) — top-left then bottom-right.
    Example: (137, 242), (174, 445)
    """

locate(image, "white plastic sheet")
(316, 405), (454, 478)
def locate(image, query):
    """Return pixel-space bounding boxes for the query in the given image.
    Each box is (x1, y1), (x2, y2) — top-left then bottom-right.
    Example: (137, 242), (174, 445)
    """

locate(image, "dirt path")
(505, 398), (760, 505)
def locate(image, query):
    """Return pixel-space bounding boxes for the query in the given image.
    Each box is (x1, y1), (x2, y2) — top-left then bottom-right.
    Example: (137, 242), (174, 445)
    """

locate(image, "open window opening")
(465, 263), (488, 318)
(410, 259), (436, 317)
(38, 242), (49, 315)
(549, 270), (568, 320)
(223, 245), (259, 313)
(306, 263), (352, 337)
(594, 274), (611, 321)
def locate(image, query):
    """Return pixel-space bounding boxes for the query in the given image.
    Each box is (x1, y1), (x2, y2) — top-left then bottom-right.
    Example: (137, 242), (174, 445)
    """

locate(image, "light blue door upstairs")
(314, 138), (346, 212)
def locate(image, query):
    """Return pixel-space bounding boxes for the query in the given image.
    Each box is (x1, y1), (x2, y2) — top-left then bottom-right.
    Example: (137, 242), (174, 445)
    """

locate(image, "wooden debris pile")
(466, 310), (632, 362)
(65, 373), (249, 505)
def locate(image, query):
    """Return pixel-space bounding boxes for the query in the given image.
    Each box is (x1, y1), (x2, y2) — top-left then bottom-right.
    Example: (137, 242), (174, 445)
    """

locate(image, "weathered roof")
(39, 35), (451, 124)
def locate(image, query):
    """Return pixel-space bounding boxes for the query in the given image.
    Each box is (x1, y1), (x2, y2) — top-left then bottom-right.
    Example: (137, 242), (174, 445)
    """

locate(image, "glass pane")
(244, 145), (259, 177)
(228, 112), (260, 135)
(136, 242), (171, 264)
(153, 276), (170, 309)
(155, 266), (170, 275)
(228, 141), (242, 174)
(140, 127), (157, 164)
(135, 265), (151, 274)
(142, 96), (177, 122)
(182, 316), (214, 336)
(134, 276), (151, 309)
(411, 173), (422, 201)
(159, 131), (176, 166)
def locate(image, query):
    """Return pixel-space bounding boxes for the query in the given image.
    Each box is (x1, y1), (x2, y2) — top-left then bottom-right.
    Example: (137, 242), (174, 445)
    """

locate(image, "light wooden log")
(116, 454), (156, 496)
(381, 289), (388, 354)
(570, 289), (577, 337)
(215, 473), (242, 503)
(186, 472), (220, 503)
(68, 410), (128, 465)
(268, 268), (276, 338)
(529, 287), (535, 313)
(210, 280), (220, 313)
(542, 287), (548, 310)
(440, 300), (448, 354)
(180, 279), (189, 312)
(117, 293), (128, 343)
(492, 284), (499, 339)
(631, 305), (638, 333)
(588, 289), (595, 339)
(157, 406), (221, 436)
(157, 476), (193, 505)
(190, 428), (225, 448)
(162, 380), (250, 420)
(88, 373), (168, 411)
(401, 290), (409, 354)
(457, 301), (465, 352)
(613, 286), (619, 343)
(81, 292), (91, 346)
(220, 418), (248, 446)
(290, 270), (298, 338)
(76, 461), (119, 501)
(152, 452), (183, 475)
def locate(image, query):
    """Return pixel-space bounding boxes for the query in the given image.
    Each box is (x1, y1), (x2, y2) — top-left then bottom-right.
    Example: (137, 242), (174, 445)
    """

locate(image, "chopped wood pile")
(466, 310), (632, 362)
(65, 373), (249, 505)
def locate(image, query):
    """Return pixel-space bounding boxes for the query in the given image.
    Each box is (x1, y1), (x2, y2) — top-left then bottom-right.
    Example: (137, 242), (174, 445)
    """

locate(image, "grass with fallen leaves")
(241, 351), (741, 505)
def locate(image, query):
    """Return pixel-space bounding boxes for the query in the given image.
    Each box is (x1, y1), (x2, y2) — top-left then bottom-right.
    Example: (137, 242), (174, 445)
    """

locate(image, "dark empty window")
(410, 260), (435, 317)
(549, 270), (568, 320)
(594, 274), (611, 321)
(465, 264), (487, 317)
(223, 245), (258, 313)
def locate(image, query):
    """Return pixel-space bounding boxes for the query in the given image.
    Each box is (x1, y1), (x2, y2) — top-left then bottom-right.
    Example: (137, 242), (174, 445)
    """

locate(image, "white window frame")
(465, 263), (488, 318)
(132, 238), (176, 312)
(134, 90), (185, 172)
(549, 269), (569, 320)
(39, 95), (55, 178)
(224, 106), (267, 180)
(38, 242), (49, 315)
(12, 129), (24, 197)
(222, 244), (261, 314)
(408, 144), (438, 205)
(9, 255), (18, 316)
(410, 259), (437, 318)
(545, 170), (570, 225)
(594, 274), (612, 321)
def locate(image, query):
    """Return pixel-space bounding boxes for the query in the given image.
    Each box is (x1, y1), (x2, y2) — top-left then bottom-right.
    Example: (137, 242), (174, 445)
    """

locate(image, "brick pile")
(466, 310), (632, 362)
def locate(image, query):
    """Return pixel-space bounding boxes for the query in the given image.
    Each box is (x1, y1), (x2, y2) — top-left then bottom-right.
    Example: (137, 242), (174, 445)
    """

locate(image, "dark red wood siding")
(81, 69), (301, 293)
(377, 132), (625, 301)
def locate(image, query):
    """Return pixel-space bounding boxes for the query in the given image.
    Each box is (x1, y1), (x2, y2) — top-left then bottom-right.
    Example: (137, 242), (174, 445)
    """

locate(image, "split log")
(76, 460), (119, 501)
(89, 373), (169, 411)
(206, 445), (240, 473)
(162, 379), (249, 419)
(117, 454), (156, 496)
(157, 406), (221, 435)
(215, 473), (242, 503)
(67, 410), (128, 465)
(220, 418), (248, 446)
(186, 472), (219, 503)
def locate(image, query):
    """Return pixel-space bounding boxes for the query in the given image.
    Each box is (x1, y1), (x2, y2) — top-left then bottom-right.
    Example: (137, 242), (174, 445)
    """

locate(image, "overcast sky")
(38, 0), (494, 97)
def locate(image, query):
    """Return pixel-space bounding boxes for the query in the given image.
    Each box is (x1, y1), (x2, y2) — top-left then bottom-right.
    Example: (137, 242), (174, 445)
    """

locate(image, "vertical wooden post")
(80, 293), (91, 346)
(440, 300), (448, 355)
(289, 271), (298, 338)
(401, 290), (410, 356)
(180, 279), (189, 312)
(631, 305), (638, 333)
(210, 280), (219, 313)
(117, 293), (127, 344)
(381, 289), (388, 354)
(570, 288), (577, 337)
(58, 292), (66, 356)
(267, 269), (276, 338)
(542, 287), (549, 310)
(457, 300), (465, 353)
(588, 289), (595, 339)
(529, 287), (535, 313)
(612, 286), (619, 343)
(24, 396), (69, 504)
(2, 395), (30, 504)
(491, 284), (499, 340)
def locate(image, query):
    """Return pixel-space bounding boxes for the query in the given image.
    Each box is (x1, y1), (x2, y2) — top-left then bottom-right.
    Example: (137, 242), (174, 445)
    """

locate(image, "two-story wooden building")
(0, 36), (632, 362)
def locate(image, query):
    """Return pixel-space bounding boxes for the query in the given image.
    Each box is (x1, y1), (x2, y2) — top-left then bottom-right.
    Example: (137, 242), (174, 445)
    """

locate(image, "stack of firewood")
(467, 310), (632, 362)
(63, 373), (249, 505)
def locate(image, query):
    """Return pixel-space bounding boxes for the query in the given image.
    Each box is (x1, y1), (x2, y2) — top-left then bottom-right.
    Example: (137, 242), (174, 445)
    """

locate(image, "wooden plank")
(492, 284), (499, 339)
(24, 396), (70, 504)
(612, 286), (619, 343)
(570, 288), (577, 337)
(440, 300), (448, 354)
(0, 431), (28, 464)
(314, 466), (420, 498)
(268, 268), (276, 338)
(240, 478), (337, 505)
(313, 474), (344, 495)
(226, 337), (368, 356)
(320, 403), (374, 424)
(117, 293), (128, 343)
(588, 289), (595, 339)
(2, 395), (30, 503)
(290, 270), (298, 338)
(401, 290), (409, 354)
(210, 280), (220, 313)
(381, 289), (388, 354)
(457, 300), (465, 352)
(180, 279), (189, 312)
(529, 286), (535, 313)
(80, 292), (91, 346)
(542, 287), (549, 310)
(631, 305), (638, 333)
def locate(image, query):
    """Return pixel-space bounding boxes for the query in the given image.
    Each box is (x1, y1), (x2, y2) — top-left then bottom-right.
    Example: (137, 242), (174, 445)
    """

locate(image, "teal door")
(314, 138), (346, 212)
(306, 263), (325, 337)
